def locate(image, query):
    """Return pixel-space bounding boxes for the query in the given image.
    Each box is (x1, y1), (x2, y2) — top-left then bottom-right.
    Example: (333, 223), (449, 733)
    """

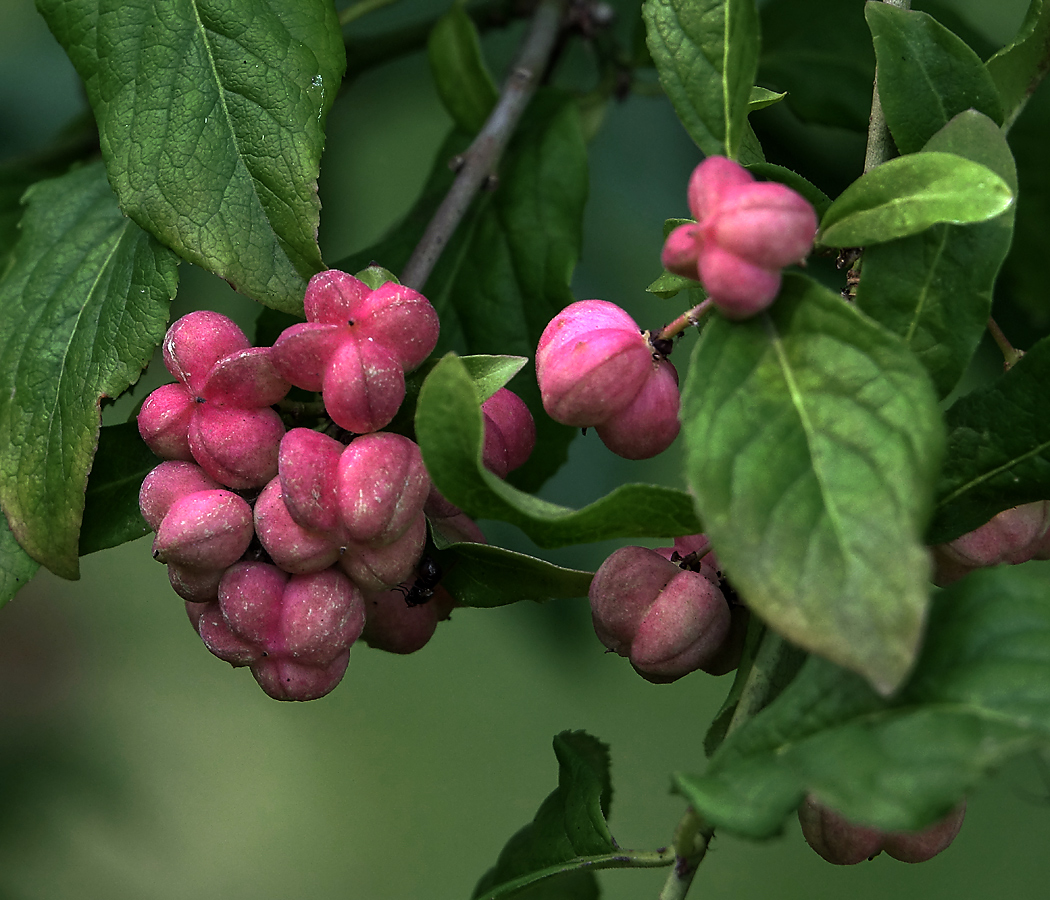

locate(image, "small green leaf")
(79, 422), (160, 556)
(38, 0), (346, 313)
(758, 0), (874, 132)
(866, 3), (1003, 154)
(416, 355), (703, 548)
(681, 274), (944, 694)
(472, 732), (617, 900)
(355, 265), (399, 291)
(459, 354), (529, 402)
(676, 565), (1050, 838)
(855, 111), (1017, 398)
(0, 515), (40, 609)
(428, 1), (499, 134)
(746, 163), (832, 218)
(0, 162), (177, 579)
(986, 0), (1050, 129)
(748, 86), (785, 110)
(644, 0), (761, 158)
(818, 152), (1014, 247)
(434, 542), (592, 608)
(929, 336), (1050, 544)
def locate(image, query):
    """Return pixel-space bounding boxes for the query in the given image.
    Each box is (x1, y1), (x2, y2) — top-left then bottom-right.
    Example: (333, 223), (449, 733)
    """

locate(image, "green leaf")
(929, 336), (1050, 544)
(472, 732), (617, 900)
(355, 264), (399, 291)
(676, 564), (1050, 838)
(38, 0), (346, 313)
(746, 163), (832, 218)
(748, 86), (785, 111)
(643, 0), (761, 159)
(0, 161), (177, 579)
(79, 422), (160, 555)
(817, 151), (1014, 247)
(459, 354), (529, 402)
(986, 0), (1050, 129)
(758, 0), (874, 132)
(0, 515), (40, 609)
(416, 355), (703, 548)
(680, 274), (944, 694)
(434, 542), (593, 608)
(428, 1), (499, 134)
(338, 92), (587, 493)
(855, 111), (1017, 398)
(866, 2), (1003, 155)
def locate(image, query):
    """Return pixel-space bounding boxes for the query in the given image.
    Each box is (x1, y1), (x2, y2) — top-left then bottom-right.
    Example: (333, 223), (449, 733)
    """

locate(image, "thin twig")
(399, 0), (565, 291)
(656, 298), (714, 342)
(987, 316), (1025, 370)
(863, 0), (911, 173)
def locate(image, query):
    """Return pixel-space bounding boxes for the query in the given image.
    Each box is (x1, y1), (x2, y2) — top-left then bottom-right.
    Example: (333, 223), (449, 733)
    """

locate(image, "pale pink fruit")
(270, 322), (346, 392)
(139, 460), (221, 531)
(481, 388), (536, 476)
(137, 382), (195, 461)
(152, 489), (253, 569)
(595, 359), (680, 460)
(167, 563), (225, 603)
(339, 512), (427, 592)
(933, 501), (1050, 585)
(254, 478), (342, 574)
(353, 281), (440, 371)
(199, 346), (291, 408)
(251, 651), (351, 701)
(696, 243), (783, 318)
(360, 585), (456, 654)
(687, 155), (757, 221)
(187, 405), (285, 489)
(278, 428), (347, 537)
(322, 335), (405, 434)
(162, 311), (250, 393)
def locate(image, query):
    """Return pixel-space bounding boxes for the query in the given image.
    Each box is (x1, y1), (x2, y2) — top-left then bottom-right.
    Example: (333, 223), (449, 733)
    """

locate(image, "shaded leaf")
(416, 355), (703, 548)
(746, 162), (832, 218)
(818, 151), (1014, 247)
(855, 111), (1017, 398)
(643, 0), (761, 159)
(0, 516), (40, 609)
(0, 162), (177, 579)
(79, 422), (160, 555)
(680, 274), (944, 694)
(748, 86), (785, 111)
(986, 0), (1050, 129)
(929, 336), (1050, 544)
(472, 732), (615, 900)
(677, 565), (1050, 838)
(434, 542), (592, 608)
(866, 3), (1002, 155)
(460, 354), (529, 402)
(428, 1), (498, 133)
(38, 0), (345, 313)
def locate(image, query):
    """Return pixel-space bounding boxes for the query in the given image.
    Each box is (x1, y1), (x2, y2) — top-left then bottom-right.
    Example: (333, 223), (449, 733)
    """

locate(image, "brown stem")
(656, 298), (715, 342)
(399, 0), (565, 291)
(988, 316), (1025, 370)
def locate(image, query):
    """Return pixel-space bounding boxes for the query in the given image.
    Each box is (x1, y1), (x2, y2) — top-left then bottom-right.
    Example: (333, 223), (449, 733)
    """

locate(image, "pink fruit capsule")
(187, 405), (285, 489)
(162, 311), (251, 393)
(251, 650), (351, 702)
(322, 334), (406, 435)
(339, 512), (427, 592)
(152, 489), (254, 569)
(595, 359), (680, 460)
(139, 460), (221, 531)
(278, 428), (347, 536)
(353, 280), (440, 372)
(137, 382), (195, 461)
(254, 478), (342, 575)
(481, 388), (536, 475)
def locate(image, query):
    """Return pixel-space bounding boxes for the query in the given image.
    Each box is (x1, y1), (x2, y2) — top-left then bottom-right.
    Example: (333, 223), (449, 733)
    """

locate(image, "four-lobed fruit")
(932, 501), (1050, 585)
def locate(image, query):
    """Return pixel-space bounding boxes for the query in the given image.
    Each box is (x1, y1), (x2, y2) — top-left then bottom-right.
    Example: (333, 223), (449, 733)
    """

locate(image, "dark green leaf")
(416, 355), (703, 548)
(818, 151), (1014, 247)
(0, 162), (177, 579)
(356, 264), (399, 291)
(677, 564), (1050, 838)
(0, 165), (44, 274)
(758, 0), (875, 132)
(79, 422), (160, 555)
(866, 3), (1003, 155)
(643, 0), (761, 158)
(680, 274), (944, 694)
(748, 86), (785, 111)
(929, 336), (1050, 544)
(746, 163), (832, 218)
(434, 542), (592, 608)
(339, 92), (587, 493)
(460, 355), (529, 402)
(986, 0), (1050, 129)
(855, 111), (1017, 398)
(428, 1), (499, 134)
(472, 732), (617, 900)
(38, 0), (345, 313)
(0, 515), (40, 609)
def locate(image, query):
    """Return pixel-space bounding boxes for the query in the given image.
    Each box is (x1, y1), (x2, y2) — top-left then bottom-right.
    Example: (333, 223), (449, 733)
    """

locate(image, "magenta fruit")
(339, 512), (427, 592)
(152, 489), (254, 569)
(361, 584), (456, 654)
(321, 334), (406, 435)
(136, 382), (196, 461)
(254, 478), (342, 575)
(278, 428), (347, 537)
(139, 460), (221, 531)
(187, 405), (286, 490)
(932, 501), (1050, 585)
(481, 388), (536, 477)
(595, 358), (680, 460)
(162, 310), (251, 392)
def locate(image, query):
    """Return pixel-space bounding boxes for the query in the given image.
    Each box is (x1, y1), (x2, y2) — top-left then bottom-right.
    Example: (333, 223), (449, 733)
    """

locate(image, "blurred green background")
(3, 0), (1050, 897)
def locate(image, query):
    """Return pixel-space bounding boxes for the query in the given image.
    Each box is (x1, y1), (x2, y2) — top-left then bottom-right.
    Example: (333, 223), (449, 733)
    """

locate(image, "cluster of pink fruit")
(587, 536), (747, 683)
(136, 270), (535, 701)
(932, 500), (1050, 585)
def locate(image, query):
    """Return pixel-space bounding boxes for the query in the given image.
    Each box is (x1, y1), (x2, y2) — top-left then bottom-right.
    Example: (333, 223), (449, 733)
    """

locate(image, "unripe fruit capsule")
(152, 489), (253, 569)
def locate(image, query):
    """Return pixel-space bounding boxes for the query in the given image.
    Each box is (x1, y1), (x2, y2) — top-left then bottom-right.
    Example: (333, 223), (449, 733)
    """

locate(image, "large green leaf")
(428, 1), (498, 134)
(866, 3), (1002, 155)
(855, 111), (1017, 399)
(680, 274), (944, 694)
(0, 516), (40, 609)
(38, 0), (345, 313)
(818, 151), (1014, 247)
(929, 336), (1050, 544)
(78, 422), (161, 555)
(986, 0), (1050, 129)
(434, 542), (593, 608)
(339, 92), (587, 492)
(472, 732), (615, 900)
(643, 0), (760, 159)
(758, 0), (874, 132)
(676, 564), (1050, 838)
(416, 355), (703, 548)
(0, 162), (177, 579)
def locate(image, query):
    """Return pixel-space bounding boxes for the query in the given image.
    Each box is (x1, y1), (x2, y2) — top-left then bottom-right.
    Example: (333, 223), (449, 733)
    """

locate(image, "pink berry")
(481, 388), (536, 476)
(882, 803), (966, 863)
(352, 281), (440, 371)
(162, 311), (251, 393)
(199, 346), (291, 408)
(687, 155), (757, 222)
(167, 563), (225, 603)
(696, 243), (784, 318)
(152, 489), (254, 569)
(709, 182), (821, 270)
(270, 322), (346, 392)
(339, 512), (427, 592)
(933, 501), (1050, 585)
(303, 269), (372, 324)
(337, 433), (430, 545)
(273, 567), (366, 665)
(137, 382), (196, 461)
(187, 405), (285, 489)
(254, 478), (342, 574)
(798, 797), (885, 865)
(251, 651), (351, 702)
(139, 460), (221, 531)
(278, 428), (347, 537)
(360, 585), (456, 654)
(661, 223), (703, 280)
(322, 334), (406, 434)
(595, 358), (680, 460)
(197, 600), (260, 666)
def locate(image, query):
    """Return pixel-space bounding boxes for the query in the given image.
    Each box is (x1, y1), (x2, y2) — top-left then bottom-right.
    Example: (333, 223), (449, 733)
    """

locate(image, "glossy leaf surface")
(677, 565), (1050, 838)
(0, 162), (176, 579)
(681, 274), (944, 693)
